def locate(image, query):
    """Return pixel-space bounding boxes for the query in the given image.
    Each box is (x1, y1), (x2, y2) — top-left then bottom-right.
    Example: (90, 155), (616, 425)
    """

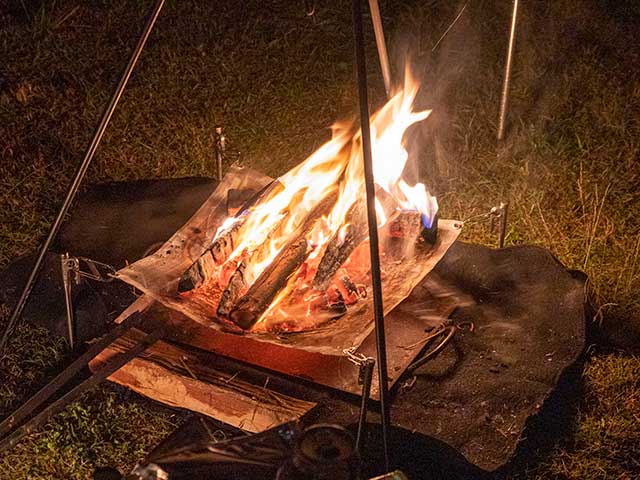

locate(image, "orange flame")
(212, 68), (438, 321)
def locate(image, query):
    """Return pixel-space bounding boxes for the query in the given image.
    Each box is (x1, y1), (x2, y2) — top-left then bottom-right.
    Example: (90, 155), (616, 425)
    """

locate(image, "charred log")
(312, 201), (367, 291)
(178, 181), (284, 294)
(229, 238), (309, 329)
(384, 211), (421, 239)
(177, 220), (243, 293)
(216, 260), (248, 317)
(421, 213), (438, 245)
(312, 192), (399, 291)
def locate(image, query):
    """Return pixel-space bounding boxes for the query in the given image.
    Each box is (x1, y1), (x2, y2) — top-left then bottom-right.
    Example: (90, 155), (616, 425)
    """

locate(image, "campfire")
(114, 68), (459, 358)
(174, 70), (439, 335)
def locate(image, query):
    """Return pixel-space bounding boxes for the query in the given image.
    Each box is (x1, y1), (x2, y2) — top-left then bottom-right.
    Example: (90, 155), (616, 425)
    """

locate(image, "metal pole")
(61, 253), (76, 350)
(498, 202), (509, 248)
(355, 358), (375, 454)
(214, 126), (225, 180)
(352, 0), (391, 471)
(368, 0), (392, 98)
(0, 0), (166, 354)
(497, 0), (519, 141)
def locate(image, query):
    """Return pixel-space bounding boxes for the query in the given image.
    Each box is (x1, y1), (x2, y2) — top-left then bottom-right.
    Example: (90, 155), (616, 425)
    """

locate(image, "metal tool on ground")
(407, 324), (457, 374)
(0, 0), (166, 355)
(352, 0), (391, 470)
(0, 320), (164, 453)
(497, 0), (520, 140)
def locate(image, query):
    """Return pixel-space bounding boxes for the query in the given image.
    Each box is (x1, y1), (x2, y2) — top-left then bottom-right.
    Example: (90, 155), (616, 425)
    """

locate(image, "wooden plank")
(89, 330), (315, 433)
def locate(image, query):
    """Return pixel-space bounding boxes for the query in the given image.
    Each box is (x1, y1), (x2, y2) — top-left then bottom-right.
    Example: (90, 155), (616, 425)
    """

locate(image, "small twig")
(179, 357), (198, 380)
(432, 3), (468, 52)
(584, 183), (611, 269)
(536, 201), (554, 247)
(224, 371), (240, 384)
(593, 302), (618, 327)
(54, 6), (79, 29)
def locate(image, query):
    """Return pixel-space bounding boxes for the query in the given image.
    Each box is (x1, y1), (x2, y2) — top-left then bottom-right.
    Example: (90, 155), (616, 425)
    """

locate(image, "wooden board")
(89, 329), (316, 433)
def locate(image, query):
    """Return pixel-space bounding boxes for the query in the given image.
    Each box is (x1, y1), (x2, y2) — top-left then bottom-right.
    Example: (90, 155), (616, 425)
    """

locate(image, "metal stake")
(214, 126), (226, 180)
(368, 0), (392, 98)
(352, 0), (391, 471)
(356, 358), (375, 454)
(497, 0), (519, 141)
(0, 0), (166, 354)
(60, 253), (80, 350)
(498, 202), (509, 248)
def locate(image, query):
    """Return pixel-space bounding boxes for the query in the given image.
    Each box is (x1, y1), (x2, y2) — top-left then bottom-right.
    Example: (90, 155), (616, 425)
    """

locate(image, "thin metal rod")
(355, 359), (375, 454)
(61, 253), (77, 350)
(0, 327), (163, 453)
(0, 0), (166, 354)
(0, 314), (143, 439)
(352, 0), (391, 471)
(368, 0), (392, 97)
(214, 126), (225, 180)
(431, 2), (468, 52)
(497, 0), (519, 140)
(498, 202), (509, 248)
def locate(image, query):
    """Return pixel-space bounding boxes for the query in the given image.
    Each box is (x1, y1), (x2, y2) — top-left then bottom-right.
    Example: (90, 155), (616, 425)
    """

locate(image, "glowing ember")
(181, 68), (438, 333)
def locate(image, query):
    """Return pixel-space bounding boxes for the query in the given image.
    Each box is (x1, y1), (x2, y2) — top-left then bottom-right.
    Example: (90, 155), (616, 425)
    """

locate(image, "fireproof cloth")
(115, 165), (460, 354)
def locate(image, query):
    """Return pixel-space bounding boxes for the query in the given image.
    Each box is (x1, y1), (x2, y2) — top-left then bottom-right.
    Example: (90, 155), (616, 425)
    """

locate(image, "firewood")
(229, 238), (309, 329)
(216, 260), (247, 317)
(177, 220), (242, 293)
(215, 189), (309, 312)
(90, 329), (316, 432)
(421, 213), (438, 245)
(383, 211), (421, 239)
(312, 192), (401, 291)
(221, 190), (339, 327)
(178, 181), (284, 293)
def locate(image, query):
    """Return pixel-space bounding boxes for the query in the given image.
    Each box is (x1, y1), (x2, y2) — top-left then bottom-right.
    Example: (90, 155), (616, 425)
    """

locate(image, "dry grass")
(0, 0), (639, 478)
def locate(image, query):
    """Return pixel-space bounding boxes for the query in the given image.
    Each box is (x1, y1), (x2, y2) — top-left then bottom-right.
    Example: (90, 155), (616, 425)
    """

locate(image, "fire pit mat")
(101, 241), (587, 474)
(115, 164), (460, 355)
(0, 177), (587, 473)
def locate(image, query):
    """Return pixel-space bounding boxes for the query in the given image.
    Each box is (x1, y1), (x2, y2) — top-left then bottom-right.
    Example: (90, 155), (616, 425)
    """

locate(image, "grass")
(1, 0), (639, 478)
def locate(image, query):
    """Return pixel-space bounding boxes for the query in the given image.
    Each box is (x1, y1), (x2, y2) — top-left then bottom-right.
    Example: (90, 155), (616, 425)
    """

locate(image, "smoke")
(381, 1), (486, 195)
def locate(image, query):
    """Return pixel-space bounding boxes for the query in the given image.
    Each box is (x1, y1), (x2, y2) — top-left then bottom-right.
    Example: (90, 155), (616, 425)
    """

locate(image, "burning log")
(216, 260), (248, 317)
(178, 220), (242, 293)
(229, 238), (309, 329)
(421, 213), (438, 245)
(178, 181), (283, 293)
(216, 190), (310, 314)
(226, 192), (339, 329)
(312, 201), (366, 291)
(312, 191), (404, 291)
